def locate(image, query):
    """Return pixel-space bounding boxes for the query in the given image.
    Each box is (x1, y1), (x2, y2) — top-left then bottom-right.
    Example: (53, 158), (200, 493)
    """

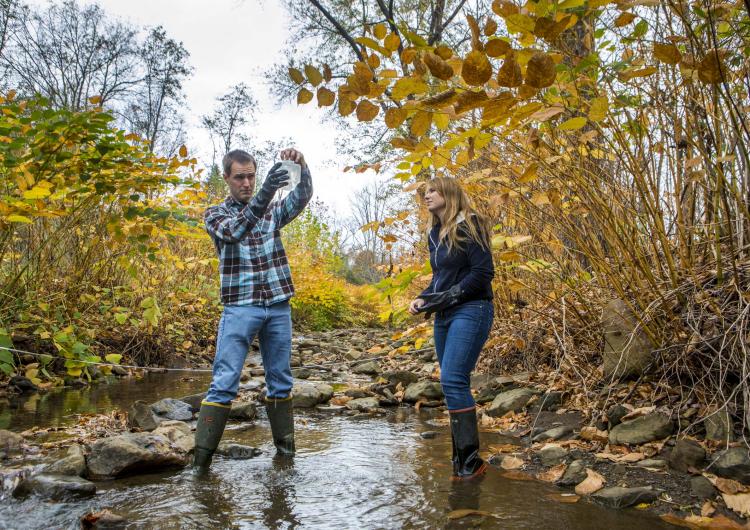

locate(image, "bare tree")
(201, 83), (256, 166)
(0, 0), (139, 110)
(123, 26), (192, 156)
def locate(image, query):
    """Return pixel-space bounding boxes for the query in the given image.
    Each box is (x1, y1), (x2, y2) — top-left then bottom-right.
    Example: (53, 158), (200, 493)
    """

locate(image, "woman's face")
(424, 185), (446, 214)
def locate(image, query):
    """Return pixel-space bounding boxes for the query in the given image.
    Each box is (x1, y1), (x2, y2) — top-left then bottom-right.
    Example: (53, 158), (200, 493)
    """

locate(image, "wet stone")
(486, 388), (539, 417)
(345, 388), (371, 399)
(710, 447), (750, 484)
(538, 445), (568, 466)
(229, 401), (257, 421)
(292, 383), (334, 408)
(592, 486), (659, 509)
(127, 401), (161, 431)
(608, 413), (673, 445)
(178, 392), (206, 413)
(690, 476), (717, 499)
(239, 379), (264, 392)
(635, 459), (667, 469)
(0, 429), (24, 459)
(538, 392), (565, 412)
(420, 431), (438, 440)
(532, 425), (573, 443)
(86, 433), (187, 479)
(44, 444), (86, 476)
(315, 404), (345, 413)
(668, 439), (706, 473)
(607, 404), (629, 430)
(556, 460), (587, 487)
(384, 371), (418, 386)
(403, 381), (443, 403)
(14, 473), (96, 500)
(292, 367), (312, 379)
(704, 409), (734, 443)
(346, 397), (380, 412)
(151, 398), (193, 422)
(352, 361), (380, 375)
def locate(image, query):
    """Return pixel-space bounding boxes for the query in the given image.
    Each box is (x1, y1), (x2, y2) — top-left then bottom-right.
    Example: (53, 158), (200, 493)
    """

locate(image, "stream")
(0, 372), (676, 529)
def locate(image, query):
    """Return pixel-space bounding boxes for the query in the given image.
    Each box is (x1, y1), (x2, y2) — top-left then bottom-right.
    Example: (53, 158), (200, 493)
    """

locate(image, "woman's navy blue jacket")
(420, 214), (494, 302)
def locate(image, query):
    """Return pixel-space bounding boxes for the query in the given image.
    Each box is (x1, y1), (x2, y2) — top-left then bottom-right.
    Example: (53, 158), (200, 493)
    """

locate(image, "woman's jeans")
(433, 300), (494, 411)
(205, 301), (293, 404)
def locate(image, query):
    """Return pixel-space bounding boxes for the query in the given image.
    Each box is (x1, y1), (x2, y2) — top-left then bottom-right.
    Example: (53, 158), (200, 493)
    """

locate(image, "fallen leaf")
(701, 500), (715, 517)
(501, 470), (534, 481)
(580, 426), (609, 442)
(575, 468), (605, 495)
(488, 443), (522, 453)
(501, 455), (525, 470)
(595, 451), (646, 463)
(537, 463), (567, 482)
(620, 406), (655, 422)
(722, 492), (750, 517)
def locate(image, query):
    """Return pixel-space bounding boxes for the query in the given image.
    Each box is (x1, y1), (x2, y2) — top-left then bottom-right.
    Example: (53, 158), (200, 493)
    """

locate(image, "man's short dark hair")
(222, 149), (257, 175)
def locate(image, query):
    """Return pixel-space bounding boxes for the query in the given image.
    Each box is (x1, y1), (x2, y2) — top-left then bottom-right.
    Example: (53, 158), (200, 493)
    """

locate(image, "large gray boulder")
(178, 392), (206, 413)
(384, 371), (418, 386)
(292, 383), (334, 408)
(86, 433), (188, 479)
(403, 381), (443, 403)
(151, 398), (193, 421)
(0, 429), (24, 458)
(592, 486), (659, 509)
(601, 299), (654, 379)
(346, 397), (380, 412)
(556, 460), (587, 487)
(229, 401), (257, 421)
(609, 413), (673, 445)
(704, 408), (734, 443)
(14, 473), (96, 499)
(352, 361), (380, 375)
(710, 447), (750, 484)
(44, 444), (86, 476)
(486, 388), (539, 417)
(153, 421), (194, 454)
(668, 439), (705, 472)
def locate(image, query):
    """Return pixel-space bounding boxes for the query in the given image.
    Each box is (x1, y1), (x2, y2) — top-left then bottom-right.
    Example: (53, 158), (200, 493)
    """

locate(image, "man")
(193, 147), (312, 473)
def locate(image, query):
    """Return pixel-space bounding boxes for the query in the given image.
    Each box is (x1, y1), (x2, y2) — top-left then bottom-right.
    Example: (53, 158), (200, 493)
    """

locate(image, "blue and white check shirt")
(204, 168), (313, 305)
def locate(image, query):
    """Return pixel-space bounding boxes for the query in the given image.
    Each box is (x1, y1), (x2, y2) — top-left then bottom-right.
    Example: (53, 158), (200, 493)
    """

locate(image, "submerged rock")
(608, 413), (673, 445)
(86, 433), (188, 479)
(403, 381), (443, 403)
(592, 486), (658, 508)
(14, 473), (96, 499)
(216, 443), (261, 459)
(486, 388), (538, 417)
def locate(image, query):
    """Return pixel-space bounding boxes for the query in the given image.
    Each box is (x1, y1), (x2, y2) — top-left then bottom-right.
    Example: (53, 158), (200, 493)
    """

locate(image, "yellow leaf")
(355, 36), (389, 56)
(317, 87), (335, 107)
(384, 32), (401, 52)
(385, 107), (407, 129)
(485, 38), (510, 58)
(178, 144), (188, 158)
(462, 50), (493, 86)
(525, 52), (556, 88)
(410, 110), (432, 137)
(557, 0), (585, 9)
(505, 13), (535, 34)
(297, 88), (314, 105)
(423, 52), (454, 80)
(697, 49), (729, 84)
(304, 65), (323, 86)
(23, 185), (51, 200)
(575, 469), (605, 495)
(391, 77), (428, 100)
(614, 12), (637, 26)
(356, 100), (380, 122)
(497, 53), (522, 87)
(88, 95), (101, 104)
(531, 191), (550, 205)
(653, 43), (681, 65)
(288, 67), (305, 84)
(338, 96), (355, 117)
(433, 112), (450, 130)
(529, 105), (564, 122)
(557, 116), (587, 131)
(588, 96), (608, 122)
(373, 23), (387, 40)
(7, 215), (33, 224)
(618, 66), (658, 81)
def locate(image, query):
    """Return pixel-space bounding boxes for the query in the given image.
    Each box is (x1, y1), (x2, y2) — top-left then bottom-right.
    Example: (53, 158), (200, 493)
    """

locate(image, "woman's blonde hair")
(426, 177), (492, 252)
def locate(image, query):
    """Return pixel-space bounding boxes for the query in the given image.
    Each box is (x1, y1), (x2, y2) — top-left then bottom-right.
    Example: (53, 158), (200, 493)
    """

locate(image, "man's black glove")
(248, 162), (290, 218)
(416, 284), (463, 317)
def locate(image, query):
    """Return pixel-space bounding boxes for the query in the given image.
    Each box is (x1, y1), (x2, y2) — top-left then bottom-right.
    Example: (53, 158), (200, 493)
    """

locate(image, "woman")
(408, 177), (495, 480)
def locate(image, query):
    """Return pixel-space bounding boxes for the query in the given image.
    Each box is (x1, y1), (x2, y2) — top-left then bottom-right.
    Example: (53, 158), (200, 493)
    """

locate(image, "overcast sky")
(32, 0), (387, 217)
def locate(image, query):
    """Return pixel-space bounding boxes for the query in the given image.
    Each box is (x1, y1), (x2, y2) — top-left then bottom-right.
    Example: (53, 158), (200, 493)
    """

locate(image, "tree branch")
(308, 0), (364, 62)
(431, 0), (467, 45)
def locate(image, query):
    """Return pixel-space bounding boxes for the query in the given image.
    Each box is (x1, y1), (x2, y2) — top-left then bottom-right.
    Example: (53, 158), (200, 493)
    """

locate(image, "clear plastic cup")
(278, 160), (301, 192)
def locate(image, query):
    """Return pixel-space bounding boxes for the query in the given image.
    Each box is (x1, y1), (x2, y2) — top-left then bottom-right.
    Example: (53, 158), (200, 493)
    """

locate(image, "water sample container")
(278, 160), (301, 192)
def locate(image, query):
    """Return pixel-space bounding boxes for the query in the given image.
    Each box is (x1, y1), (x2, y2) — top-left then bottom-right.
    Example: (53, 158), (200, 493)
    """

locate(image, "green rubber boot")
(266, 396), (295, 455)
(193, 401), (231, 474)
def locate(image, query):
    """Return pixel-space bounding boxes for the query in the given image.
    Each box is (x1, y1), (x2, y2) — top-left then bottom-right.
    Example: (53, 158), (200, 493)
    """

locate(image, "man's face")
(224, 161), (256, 203)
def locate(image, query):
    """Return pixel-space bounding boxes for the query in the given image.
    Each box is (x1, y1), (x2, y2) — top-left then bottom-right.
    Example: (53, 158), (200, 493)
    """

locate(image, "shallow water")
(0, 374), (675, 529)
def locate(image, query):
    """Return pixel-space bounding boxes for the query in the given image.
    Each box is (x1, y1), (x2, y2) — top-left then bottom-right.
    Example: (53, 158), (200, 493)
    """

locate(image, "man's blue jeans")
(205, 301), (293, 404)
(433, 300), (494, 411)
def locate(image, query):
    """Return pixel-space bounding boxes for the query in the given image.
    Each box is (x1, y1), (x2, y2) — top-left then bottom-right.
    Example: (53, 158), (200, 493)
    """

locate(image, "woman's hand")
(408, 298), (425, 315)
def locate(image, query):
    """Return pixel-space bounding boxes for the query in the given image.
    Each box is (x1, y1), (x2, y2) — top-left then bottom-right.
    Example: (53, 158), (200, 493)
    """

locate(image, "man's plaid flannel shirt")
(204, 168), (313, 306)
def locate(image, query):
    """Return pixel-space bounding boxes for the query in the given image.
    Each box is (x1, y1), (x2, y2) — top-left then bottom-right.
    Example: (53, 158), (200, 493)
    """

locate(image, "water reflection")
(261, 456), (299, 530)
